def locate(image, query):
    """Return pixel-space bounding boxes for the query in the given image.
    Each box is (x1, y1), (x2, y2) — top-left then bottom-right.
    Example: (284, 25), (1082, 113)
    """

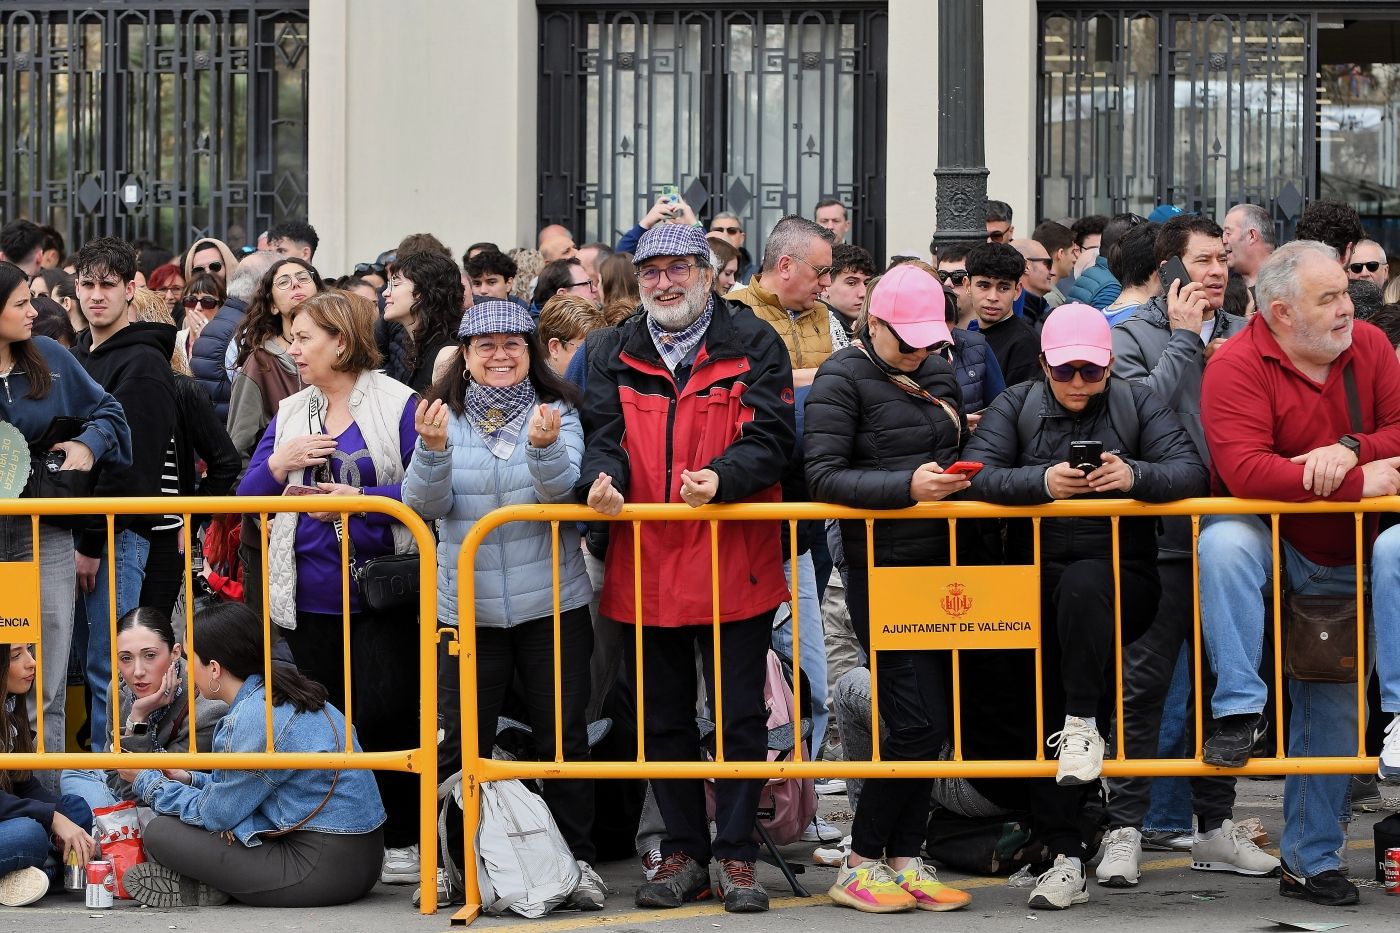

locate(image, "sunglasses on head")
(936, 269), (969, 286)
(181, 295), (220, 311)
(1046, 361), (1108, 383)
(1349, 261), (1382, 274)
(354, 262), (386, 277)
(193, 260), (223, 275)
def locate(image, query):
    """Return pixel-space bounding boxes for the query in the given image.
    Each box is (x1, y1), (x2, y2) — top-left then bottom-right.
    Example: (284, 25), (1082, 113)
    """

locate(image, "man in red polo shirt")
(1197, 240), (1400, 907)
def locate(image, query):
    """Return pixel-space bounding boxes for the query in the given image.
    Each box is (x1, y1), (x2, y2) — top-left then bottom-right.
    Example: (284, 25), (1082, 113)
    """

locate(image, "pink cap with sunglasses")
(867, 264), (951, 348)
(1040, 302), (1112, 367)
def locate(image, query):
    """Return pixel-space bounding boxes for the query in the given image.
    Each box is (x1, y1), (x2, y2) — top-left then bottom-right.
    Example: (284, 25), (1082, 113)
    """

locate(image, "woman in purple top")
(236, 290), (422, 884)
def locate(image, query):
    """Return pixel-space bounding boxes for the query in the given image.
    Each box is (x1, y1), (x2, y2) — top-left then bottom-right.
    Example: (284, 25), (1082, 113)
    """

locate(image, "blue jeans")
(1143, 646), (1194, 834)
(772, 551), (829, 756)
(0, 795), (93, 881)
(82, 529), (150, 752)
(1367, 524), (1400, 714)
(1198, 513), (1358, 876)
(59, 769), (121, 813)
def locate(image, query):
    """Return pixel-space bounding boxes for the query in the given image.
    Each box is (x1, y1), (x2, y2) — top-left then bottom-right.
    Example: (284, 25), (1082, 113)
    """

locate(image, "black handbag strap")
(1342, 362), (1363, 434)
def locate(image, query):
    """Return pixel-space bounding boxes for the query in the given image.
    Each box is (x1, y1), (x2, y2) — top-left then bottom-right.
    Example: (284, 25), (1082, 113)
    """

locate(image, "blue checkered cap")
(458, 299), (536, 340)
(634, 223), (713, 265)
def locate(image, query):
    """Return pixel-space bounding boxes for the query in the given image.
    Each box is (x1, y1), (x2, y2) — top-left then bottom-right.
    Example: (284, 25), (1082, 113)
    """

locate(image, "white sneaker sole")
(1095, 872), (1138, 887)
(1190, 859), (1279, 877)
(0, 867), (49, 907)
(380, 870), (421, 885)
(1028, 888), (1089, 910)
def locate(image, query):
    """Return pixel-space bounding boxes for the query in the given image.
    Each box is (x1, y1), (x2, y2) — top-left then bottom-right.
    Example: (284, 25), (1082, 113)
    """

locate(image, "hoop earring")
(208, 679), (221, 697)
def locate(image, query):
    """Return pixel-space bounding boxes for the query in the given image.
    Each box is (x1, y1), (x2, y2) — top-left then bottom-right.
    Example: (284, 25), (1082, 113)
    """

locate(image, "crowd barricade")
(447, 497), (1386, 925)
(0, 496), (442, 915)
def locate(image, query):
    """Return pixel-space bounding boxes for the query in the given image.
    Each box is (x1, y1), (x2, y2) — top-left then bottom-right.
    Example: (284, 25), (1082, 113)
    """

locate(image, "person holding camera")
(959, 303), (1207, 910)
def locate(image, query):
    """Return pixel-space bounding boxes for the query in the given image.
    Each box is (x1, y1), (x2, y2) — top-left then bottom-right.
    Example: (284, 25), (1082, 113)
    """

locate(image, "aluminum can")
(1384, 847), (1400, 894)
(85, 860), (114, 908)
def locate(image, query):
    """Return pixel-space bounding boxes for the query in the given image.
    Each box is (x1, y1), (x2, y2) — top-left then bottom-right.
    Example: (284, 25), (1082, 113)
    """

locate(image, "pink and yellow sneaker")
(892, 857), (971, 911)
(828, 857), (916, 913)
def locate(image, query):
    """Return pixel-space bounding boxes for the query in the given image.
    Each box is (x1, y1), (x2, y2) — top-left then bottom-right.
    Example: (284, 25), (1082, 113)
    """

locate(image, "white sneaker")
(813, 834), (853, 867)
(1094, 826), (1142, 887)
(1380, 714), (1400, 780)
(412, 868), (452, 908)
(1191, 819), (1281, 876)
(641, 847), (662, 881)
(567, 860), (607, 911)
(802, 816), (844, 843)
(1047, 717), (1104, 786)
(380, 844), (420, 884)
(0, 867), (49, 907)
(1028, 855), (1089, 910)
(815, 777), (848, 796)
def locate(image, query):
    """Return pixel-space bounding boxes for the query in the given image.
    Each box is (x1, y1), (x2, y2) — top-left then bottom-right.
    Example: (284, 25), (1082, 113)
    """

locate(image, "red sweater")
(1201, 315), (1400, 566)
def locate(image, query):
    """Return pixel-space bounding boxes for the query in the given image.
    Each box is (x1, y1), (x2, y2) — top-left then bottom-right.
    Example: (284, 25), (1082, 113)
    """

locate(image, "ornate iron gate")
(539, 4), (888, 260)
(0, 1), (309, 254)
(1038, 6), (1316, 235)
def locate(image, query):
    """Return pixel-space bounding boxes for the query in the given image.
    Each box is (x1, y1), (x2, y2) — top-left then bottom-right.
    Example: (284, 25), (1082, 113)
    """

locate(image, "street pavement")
(6, 778), (1397, 933)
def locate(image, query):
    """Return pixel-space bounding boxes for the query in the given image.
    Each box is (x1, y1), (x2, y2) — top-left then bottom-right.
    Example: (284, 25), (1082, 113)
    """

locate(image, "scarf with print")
(139, 656), (189, 753)
(465, 379), (537, 459)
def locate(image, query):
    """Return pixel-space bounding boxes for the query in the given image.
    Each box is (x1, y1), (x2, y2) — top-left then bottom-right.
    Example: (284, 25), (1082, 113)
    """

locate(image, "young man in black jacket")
(71, 237), (178, 752)
(966, 243), (1041, 385)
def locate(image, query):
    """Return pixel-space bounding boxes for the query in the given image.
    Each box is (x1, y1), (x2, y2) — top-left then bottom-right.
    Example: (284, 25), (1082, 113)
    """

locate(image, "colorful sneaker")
(1028, 855), (1089, 910)
(714, 858), (768, 913)
(1047, 717), (1104, 785)
(828, 856), (916, 913)
(635, 852), (710, 909)
(892, 857), (970, 911)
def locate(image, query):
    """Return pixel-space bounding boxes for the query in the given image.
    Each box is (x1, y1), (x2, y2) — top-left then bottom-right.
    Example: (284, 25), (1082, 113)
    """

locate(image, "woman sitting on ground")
(60, 608), (227, 811)
(116, 602), (386, 908)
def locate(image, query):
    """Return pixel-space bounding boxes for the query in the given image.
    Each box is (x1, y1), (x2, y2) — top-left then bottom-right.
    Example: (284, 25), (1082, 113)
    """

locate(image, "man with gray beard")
(576, 223), (796, 914)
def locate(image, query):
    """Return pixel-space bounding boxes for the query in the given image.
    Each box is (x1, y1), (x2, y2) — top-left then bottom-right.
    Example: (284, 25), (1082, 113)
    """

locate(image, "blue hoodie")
(0, 335), (131, 470)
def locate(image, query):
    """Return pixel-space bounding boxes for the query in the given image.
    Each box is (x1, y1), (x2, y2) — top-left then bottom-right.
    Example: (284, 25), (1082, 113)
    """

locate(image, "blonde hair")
(538, 294), (608, 347)
(1386, 273), (1400, 304)
(508, 248), (544, 304)
(129, 287), (191, 375)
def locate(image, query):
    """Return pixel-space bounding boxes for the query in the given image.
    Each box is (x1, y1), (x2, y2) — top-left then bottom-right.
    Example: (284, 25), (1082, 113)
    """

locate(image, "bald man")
(541, 234), (578, 263)
(1348, 239), (1389, 288)
(537, 223), (572, 249)
(1013, 238), (1054, 326)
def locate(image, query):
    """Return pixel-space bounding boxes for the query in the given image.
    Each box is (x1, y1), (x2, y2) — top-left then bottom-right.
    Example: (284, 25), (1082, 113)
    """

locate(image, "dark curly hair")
(1295, 200), (1365, 259)
(964, 242), (1026, 283)
(232, 257), (324, 368)
(383, 251), (465, 385)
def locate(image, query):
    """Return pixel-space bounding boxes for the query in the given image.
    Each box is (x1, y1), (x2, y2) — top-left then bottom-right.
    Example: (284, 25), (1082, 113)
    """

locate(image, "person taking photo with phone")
(958, 303), (1207, 912)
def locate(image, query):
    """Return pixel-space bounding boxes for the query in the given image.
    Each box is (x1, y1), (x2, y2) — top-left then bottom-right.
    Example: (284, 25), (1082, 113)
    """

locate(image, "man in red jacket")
(577, 223), (795, 914)
(1198, 239), (1400, 907)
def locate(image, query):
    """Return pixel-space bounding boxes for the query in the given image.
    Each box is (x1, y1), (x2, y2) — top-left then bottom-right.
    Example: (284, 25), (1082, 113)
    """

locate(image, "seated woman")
(117, 602), (386, 908)
(61, 608), (228, 810)
(0, 644), (96, 907)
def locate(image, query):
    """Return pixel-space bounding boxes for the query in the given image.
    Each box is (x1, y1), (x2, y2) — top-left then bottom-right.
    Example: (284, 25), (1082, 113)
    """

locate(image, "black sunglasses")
(883, 320), (945, 354)
(1349, 261), (1382, 274)
(192, 260), (223, 275)
(181, 295), (220, 311)
(1046, 361), (1108, 383)
(936, 269), (969, 286)
(1025, 258), (1053, 270)
(354, 262), (386, 278)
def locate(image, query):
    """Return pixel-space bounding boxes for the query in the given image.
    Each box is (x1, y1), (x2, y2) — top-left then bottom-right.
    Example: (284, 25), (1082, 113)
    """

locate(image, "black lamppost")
(933, 0), (989, 249)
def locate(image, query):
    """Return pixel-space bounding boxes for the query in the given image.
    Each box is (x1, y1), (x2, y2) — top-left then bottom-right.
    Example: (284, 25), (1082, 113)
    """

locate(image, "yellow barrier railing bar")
(0, 495), (440, 915)
(710, 518), (724, 762)
(27, 514), (44, 754)
(864, 516), (880, 762)
(948, 516), (962, 761)
(788, 517), (802, 763)
(1355, 512), (1367, 757)
(1191, 514), (1205, 760)
(1111, 515), (1125, 762)
(181, 510), (198, 747)
(1033, 516), (1045, 758)
(107, 513), (120, 754)
(633, 519), (645, 762)
(551, 520), (564, 763)
(1270, 514), (1285, 755)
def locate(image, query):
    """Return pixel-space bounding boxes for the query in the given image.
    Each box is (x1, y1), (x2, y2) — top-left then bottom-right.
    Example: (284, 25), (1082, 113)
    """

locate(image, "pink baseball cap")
(867, 264), (951, 348)
(1041, 302), (1112, 367)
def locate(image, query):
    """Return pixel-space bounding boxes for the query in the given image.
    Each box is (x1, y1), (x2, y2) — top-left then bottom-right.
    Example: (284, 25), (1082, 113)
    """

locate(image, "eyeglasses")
(1349, 261), (1383, 274)
(566, 279), (596, 292)
(936, 269), (970, 286)
(788, 254), (834, 280)
(192, 261), (223, 275)
(181, 295), (220, 311)
(158, 285), (184, 296)
(710, 225), (742, 235)
(273, 271), (315, 291)
(986, 229), (1010, 242)
(470, 337), (528, 357)
(354, 262), (386, 278)
(1025, 258), (1053, 270)
(638, 261), (698, 287)
(880, 319), (946, 355)
(1046, 361), (1109, 383)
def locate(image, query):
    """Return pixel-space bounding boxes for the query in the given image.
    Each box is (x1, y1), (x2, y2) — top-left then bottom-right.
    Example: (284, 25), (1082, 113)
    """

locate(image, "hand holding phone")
(1068, 440), (1104, 475)
(283, 484), (328, 496)
(944, 460), (984, 480)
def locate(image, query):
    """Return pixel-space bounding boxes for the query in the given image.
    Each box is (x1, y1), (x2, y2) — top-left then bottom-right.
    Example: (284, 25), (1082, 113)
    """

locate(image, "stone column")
(933, 0), (990, 248)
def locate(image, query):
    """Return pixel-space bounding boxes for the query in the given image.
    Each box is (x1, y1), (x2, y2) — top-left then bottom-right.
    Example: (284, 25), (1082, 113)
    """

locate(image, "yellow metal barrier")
(448, 497), (1388, 925)
(0, 496), (442, 915)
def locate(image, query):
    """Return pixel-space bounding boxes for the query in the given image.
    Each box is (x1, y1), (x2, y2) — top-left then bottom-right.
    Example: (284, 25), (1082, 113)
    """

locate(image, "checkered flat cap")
(634, 223), (712, 264)
(458, 299), (536, 339)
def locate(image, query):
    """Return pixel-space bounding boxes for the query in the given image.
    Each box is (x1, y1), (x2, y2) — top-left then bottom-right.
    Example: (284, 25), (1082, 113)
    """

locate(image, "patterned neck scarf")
(647, 295), (715, 373)
(3, 694), (15, 750)
(143, 657), (187, 753)
(465, 380), (537, 459)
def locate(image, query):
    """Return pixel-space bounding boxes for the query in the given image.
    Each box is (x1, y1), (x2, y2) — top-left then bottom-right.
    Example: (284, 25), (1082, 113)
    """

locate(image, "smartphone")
(1069, 440), (1104, 475)
(283, 484), (327, 496)
(1160, 256), (1190, 294)
(945, 460), (984, 479)
(658, 184), (680, 204)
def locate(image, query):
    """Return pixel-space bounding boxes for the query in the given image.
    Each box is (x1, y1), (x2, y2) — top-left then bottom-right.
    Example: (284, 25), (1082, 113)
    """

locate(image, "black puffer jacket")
(962, 378), (1208, 564)
(805, 343), (966, 568)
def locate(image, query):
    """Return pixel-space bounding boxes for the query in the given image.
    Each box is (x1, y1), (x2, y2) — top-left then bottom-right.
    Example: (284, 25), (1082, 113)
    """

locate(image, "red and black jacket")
(575, 300), (796, 627)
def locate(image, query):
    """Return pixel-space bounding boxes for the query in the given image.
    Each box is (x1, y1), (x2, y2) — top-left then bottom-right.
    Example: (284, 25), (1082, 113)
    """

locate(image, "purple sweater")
(238, 400), (417, 615)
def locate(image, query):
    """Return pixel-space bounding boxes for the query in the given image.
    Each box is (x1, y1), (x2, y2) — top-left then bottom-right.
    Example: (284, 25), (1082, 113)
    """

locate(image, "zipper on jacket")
(0, 373), (10, 404)
(492, 457), (512, 618)
(664, 396), (677, 502)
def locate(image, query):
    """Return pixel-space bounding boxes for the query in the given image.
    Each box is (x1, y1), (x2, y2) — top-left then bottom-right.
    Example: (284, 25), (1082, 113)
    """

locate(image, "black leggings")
(145, 816), (382, 907)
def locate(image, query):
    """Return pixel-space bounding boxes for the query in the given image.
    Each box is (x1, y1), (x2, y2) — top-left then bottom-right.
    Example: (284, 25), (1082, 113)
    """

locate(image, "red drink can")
(85, 860), (114, 908)
(1385, 847), (1400, 895)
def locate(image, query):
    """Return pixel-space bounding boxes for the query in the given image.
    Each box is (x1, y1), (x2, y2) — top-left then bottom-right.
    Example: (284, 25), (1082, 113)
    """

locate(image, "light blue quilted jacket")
(401, 401), (592, 628)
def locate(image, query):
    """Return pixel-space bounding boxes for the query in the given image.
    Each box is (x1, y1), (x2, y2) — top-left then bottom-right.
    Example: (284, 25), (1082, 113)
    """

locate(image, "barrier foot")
(450, 903), (482, 926)
(754, 820), (810, 897)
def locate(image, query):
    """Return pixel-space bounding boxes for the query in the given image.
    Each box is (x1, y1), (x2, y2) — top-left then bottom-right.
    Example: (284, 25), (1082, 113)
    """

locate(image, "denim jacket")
(131, 675), (385, 846)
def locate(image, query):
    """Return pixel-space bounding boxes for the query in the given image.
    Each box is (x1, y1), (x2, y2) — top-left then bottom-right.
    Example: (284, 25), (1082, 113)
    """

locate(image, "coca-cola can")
(1385, 847), (1400, 895)
(85, 860), (114, 908)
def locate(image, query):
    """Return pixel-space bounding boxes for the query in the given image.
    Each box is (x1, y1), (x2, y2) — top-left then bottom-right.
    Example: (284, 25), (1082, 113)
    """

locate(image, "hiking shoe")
(1028, 855), (1089, 910)
(123, 862), (229, 908)
(813, 834), (852, 867)
(380, 844), (420, 884)
(815, 777), (847, 796)
(641, 847), (662, 881)
(1381, 714), (1400, 780)
(1352, 774), (1382, 811)
(714, 858), (768, 913)
(635, 852), (710, 908)
(1191, 819), (1281, 876)
(1095, 826), (1142, 887)
(802, 816), (844, 843)
(568, 860), (607, 911)
(1279, 862), (1359, 907)
(1047, 717), (1103, 785)
(892, 857), (970, 911)
(828, 857), (915, 913)
(1203, 713), (1266, 768)
(1140, 829), (1193, 852)
(0, 867), (49, 907)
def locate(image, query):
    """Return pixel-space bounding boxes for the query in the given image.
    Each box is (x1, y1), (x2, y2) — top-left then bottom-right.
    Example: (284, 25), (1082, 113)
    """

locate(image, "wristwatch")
(1339, 434), (1362, 457)
(128, 720), (150, 737)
